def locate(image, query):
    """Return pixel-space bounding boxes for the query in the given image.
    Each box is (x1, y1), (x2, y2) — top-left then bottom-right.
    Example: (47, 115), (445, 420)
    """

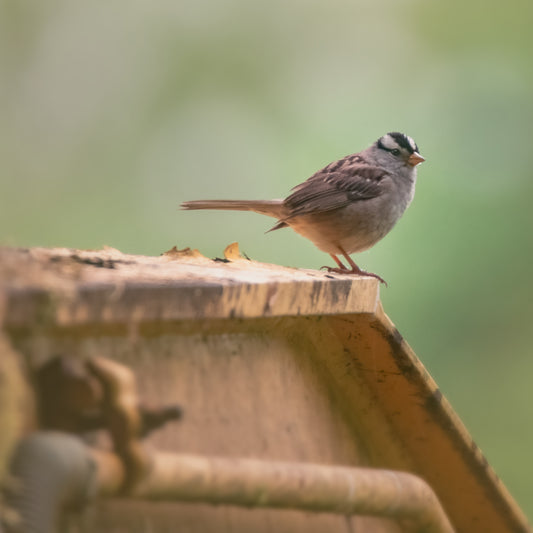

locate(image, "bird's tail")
(180, 199), (285, 219)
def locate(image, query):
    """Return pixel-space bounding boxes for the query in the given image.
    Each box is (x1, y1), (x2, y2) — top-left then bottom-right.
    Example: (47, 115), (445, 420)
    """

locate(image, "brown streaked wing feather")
(283, 158), (389, 218)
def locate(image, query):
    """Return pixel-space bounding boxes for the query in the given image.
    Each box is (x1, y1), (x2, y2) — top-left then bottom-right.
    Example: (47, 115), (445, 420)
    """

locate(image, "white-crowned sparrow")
(181, 132), (425, 284)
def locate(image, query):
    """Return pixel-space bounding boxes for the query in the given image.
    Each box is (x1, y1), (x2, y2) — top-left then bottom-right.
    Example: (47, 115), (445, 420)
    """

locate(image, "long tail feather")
(180, 199), (285, 219)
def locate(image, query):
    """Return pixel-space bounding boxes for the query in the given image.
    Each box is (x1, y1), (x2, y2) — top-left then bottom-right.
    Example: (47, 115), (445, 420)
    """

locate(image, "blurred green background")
(1, 0), (532, 520)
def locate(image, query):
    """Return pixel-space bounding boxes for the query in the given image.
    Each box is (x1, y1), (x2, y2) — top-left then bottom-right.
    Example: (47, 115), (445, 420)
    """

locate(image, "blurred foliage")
(1, 0), (532, 520)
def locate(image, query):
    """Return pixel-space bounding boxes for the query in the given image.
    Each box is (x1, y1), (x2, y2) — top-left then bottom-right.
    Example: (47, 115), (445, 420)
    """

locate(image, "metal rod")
(103, 451), (454, 532)
(9, 433), (454, 533)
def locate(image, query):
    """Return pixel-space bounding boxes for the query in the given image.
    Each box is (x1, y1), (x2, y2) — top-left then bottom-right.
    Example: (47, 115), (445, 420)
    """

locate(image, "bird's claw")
(320, 266), (387, 286)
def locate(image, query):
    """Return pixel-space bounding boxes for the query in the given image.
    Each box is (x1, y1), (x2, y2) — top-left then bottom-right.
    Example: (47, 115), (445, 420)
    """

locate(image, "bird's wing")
(283, 155), (390, 218)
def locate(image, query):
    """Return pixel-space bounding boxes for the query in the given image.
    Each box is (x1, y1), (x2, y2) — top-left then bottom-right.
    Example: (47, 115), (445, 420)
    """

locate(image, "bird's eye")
(390, 148), (400, 156)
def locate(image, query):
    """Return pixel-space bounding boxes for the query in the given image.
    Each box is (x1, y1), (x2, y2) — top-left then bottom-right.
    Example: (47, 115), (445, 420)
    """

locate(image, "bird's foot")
(320, 265), (388, 286)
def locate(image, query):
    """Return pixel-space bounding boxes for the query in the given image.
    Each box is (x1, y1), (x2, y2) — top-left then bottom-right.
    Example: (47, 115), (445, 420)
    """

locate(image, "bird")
(181, 132), (425, 284)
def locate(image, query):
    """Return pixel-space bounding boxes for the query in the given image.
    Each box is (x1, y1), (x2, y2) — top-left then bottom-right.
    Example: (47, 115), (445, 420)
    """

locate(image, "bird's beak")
(408, 152), (425, 167)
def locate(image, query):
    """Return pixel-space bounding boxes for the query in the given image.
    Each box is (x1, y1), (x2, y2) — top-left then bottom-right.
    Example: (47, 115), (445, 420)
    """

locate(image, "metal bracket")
(34, 355), (182, 491)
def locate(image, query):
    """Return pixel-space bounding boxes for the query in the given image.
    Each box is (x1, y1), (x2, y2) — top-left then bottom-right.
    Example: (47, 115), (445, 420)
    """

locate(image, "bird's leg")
(341, 250), (388, 285)
(330, 254), (346, 269)
(320, 254), (346, 271)
(321, 248), (387, 286)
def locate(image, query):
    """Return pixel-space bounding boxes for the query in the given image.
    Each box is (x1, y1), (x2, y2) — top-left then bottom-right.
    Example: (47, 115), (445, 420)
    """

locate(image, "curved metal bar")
(7, 432), (454, 533)
(132, 452), (455, 533)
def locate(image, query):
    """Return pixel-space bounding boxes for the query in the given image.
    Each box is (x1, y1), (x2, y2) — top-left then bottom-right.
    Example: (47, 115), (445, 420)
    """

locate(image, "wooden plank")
(1, 247), (379, 327)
